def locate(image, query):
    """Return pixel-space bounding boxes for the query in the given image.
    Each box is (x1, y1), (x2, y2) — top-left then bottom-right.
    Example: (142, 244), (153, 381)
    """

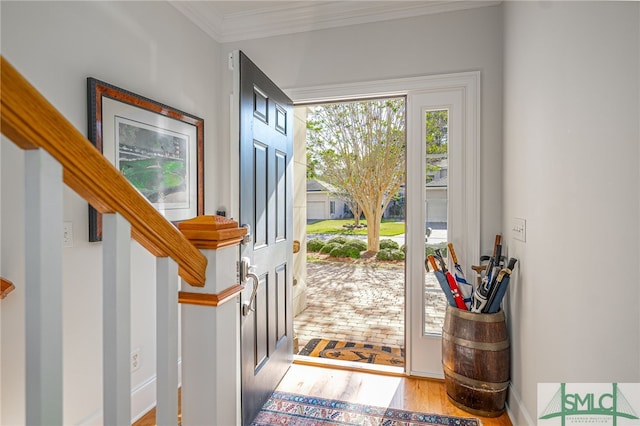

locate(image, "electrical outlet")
(131, 349), (141, 372)
(63, 222), (73, 247)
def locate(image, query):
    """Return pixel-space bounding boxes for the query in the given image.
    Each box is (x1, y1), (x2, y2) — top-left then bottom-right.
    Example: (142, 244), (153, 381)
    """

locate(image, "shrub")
(376, 248), (405, 261)
(425, 243), (448, 258)
(425, 246), (437, 257)
(307, 238), (326, 252)
(345, 238), (367, 252)
(379, 239), (400, 250)
(342, 223), (366, 230)
(326, 236), (348, 245)
(320, 242), (342, 254)
(329, 244), (362, 259)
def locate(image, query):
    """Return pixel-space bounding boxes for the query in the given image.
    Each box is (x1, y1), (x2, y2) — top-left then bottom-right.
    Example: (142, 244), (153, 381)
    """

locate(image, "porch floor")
(293, 260), (448, 353)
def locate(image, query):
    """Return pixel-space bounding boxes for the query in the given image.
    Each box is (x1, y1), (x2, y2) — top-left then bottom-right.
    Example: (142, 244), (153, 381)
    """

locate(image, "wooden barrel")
(442, 305), (510, 417)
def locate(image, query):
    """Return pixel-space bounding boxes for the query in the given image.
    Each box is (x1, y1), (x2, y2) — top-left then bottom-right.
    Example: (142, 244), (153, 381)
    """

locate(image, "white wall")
(0, 1), (220, 424)
(218, 5), (504, 254)
(502, 2), (640, 424)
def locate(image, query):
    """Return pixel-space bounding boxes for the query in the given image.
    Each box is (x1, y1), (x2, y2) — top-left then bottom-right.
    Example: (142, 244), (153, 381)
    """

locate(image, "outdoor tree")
(425, 110), (448, 182)
(306, 151), (319, 180)
(332, 190), (363, 226)
(307, 98), (405, 252)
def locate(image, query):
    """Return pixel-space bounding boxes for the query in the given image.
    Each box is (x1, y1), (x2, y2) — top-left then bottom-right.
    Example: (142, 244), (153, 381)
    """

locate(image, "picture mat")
(103, 97), (198, 222)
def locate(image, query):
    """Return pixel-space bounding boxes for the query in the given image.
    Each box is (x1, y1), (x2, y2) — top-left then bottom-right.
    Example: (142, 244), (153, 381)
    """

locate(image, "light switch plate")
(63, 222), (73, 247)
(512, 217), (526, 242)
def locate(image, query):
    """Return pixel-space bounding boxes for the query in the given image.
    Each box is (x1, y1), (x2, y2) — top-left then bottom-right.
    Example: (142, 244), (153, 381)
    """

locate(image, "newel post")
(178, 216), (247, 426)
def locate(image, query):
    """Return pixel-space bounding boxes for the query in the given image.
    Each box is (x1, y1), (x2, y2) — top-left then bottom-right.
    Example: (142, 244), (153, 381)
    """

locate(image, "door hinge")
(240, 224), (252, 245)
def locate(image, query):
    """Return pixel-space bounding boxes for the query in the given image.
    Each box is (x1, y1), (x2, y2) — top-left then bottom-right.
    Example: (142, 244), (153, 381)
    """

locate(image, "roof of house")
(307, 179), (338, 192)
(426, 176), (447, 188)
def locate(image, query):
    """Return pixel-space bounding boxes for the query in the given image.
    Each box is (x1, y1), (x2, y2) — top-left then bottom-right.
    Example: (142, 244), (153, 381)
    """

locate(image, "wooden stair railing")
(2, 55), (214, 424)
(1, 278), (15, 299)
(0, 55), (206, 287)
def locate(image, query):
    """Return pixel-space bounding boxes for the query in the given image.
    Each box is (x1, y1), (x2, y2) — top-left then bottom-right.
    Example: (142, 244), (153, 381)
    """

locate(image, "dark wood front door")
(238, 51), (294, 425)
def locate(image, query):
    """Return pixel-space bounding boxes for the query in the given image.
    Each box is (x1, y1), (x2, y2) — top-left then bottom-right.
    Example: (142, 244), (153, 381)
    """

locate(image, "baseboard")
(76, 409), (103, 426)
(130, 374), (158, 423)
(506, 383), (536, 426)
(75, 376), (156, 426)
(77, 360), (182, 425)
(131, 359), (183, 423)
(74, 376), (156, 426)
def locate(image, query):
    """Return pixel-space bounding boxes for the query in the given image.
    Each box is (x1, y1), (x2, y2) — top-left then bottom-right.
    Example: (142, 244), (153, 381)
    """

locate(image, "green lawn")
(307, 219), (405, 236)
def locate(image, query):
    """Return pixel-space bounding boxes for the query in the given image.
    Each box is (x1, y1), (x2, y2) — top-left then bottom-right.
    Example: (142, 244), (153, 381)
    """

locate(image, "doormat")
(298, 338), (405, 367)
(251, 391), (482, 426)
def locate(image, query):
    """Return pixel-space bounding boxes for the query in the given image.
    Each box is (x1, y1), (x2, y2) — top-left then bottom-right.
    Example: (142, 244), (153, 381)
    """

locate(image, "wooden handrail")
(1, 278), (15, 299)
(0, 56), (206, 287)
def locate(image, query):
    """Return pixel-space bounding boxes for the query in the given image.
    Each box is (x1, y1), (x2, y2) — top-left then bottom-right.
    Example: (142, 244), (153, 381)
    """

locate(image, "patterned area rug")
(251, 392), (482, 425)
(299, 338), (405, 367)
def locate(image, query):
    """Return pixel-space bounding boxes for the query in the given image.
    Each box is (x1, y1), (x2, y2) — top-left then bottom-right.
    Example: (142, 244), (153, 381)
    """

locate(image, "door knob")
(240, 257), (259, 316)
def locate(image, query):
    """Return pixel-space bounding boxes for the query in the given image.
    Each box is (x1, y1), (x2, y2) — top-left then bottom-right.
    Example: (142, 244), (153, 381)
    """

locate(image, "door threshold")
(293, 354), (406, 377)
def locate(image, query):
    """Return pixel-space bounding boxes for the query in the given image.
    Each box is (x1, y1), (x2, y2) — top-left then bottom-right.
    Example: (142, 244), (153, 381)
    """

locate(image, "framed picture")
(87, 78), (204, 242)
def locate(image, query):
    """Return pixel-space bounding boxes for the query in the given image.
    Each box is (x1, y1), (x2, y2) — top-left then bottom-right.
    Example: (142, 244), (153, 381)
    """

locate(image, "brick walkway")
(293, 260), (448, 352)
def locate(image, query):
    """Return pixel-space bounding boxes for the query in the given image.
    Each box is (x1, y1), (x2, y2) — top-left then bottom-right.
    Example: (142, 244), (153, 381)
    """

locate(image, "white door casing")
(287, 72), (480, 377)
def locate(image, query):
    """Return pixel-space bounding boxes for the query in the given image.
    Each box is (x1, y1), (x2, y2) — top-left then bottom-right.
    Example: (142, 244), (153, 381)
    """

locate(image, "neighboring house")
(384, 194), (405, 219)
(307, 179), (347, 220)
(384, 156), (448, 225)
(382, 180), (448, 226)
(426, 176), (447, 226)
(426, 156), (448, 226)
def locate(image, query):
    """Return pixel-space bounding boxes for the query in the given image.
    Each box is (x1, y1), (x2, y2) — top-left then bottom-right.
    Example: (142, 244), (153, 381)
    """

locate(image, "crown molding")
(169, 1), (501, 43)
(169, 1), (226, 42)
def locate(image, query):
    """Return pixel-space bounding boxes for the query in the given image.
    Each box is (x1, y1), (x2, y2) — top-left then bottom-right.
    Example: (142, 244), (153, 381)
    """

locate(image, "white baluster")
(102, 213), (131, 425)
(24, 149), (63, 425)
(156, 257), (179, 426)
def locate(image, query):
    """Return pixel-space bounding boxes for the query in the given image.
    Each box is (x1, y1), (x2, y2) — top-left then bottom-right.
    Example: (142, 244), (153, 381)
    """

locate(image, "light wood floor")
(134, 362), (512, 426)
(277, 364), (512, 426)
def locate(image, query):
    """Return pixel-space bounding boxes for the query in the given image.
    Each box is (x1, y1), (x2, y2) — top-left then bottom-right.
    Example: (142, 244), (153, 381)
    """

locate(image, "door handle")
(240, 257), (260, 316)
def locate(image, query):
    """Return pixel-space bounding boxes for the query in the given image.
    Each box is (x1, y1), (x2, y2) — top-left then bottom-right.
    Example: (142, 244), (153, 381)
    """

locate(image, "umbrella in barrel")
(485, 257), (518, 313)
(470, 269), (492, 312)
(486, 234), (503, 282)
(471, 234), (502, 312)
(447, 242), (473, 308)
(434, 249), (467, 310)
(427, 255), (456, 307)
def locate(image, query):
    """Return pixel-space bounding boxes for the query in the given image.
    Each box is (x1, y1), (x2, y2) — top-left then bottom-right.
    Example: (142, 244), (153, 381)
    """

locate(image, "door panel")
(275, 152), (286, 241)
(275, 264), (287, 343)
(239, 51), (294, 425)
(255, 273), (268, 370)
(254, 141), (268, 248)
